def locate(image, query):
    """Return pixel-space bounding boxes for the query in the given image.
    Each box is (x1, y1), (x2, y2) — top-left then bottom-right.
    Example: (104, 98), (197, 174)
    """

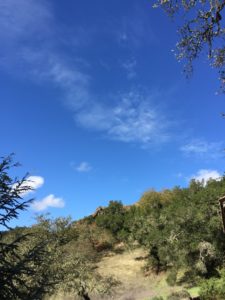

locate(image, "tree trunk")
(82, 293), (91, 300)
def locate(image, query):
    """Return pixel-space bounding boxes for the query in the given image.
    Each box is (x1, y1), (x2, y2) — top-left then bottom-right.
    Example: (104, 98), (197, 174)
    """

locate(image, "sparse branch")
(154, 0), (225, 91)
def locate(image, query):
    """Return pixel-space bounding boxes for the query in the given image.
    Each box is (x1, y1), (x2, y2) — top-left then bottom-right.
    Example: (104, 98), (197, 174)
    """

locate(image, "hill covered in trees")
(1, 155), (225, 299)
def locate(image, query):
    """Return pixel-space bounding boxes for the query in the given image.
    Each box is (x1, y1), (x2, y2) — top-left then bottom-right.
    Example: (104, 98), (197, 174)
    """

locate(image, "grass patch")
(187, 286), (200, 298)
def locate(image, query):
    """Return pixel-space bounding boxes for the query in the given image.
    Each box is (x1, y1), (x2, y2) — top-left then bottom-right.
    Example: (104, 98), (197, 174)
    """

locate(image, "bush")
(199, 270), (225, 300)
(96, 201), (126, 238)
(166, 270), (177, 286)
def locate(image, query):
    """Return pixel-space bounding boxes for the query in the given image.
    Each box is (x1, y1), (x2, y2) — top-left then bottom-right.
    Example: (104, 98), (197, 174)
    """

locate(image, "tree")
(0, 155), (119, 299)
(0, 154), (35, 299)
(0, 155), (63, 299)
(154, 0), (225, 91)
(28, 214), (119, 300)
(95, 201), (126, 238)
(59, 252), (118, 300)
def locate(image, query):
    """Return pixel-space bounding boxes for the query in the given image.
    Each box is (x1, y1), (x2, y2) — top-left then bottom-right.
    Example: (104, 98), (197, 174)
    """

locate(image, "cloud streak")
(180, 139), (224, 160)
(75, 162), (92, 172)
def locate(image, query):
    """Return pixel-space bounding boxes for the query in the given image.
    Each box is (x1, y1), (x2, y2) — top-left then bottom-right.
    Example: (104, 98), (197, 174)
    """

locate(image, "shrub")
(199, 270), (225, 300)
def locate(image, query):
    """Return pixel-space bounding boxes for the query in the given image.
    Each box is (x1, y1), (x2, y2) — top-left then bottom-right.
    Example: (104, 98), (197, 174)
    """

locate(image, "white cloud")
(76, 162), (92, 172)
(32, 194), (65, 211)
(189, 169), (222, 185)
(180, 139), (223, 159)
(13, 175), (44, 196)
(26, 175), (44, 191)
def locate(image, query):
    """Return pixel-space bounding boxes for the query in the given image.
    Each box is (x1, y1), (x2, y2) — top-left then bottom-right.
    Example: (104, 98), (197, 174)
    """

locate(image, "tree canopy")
(154, 0), (225, 91)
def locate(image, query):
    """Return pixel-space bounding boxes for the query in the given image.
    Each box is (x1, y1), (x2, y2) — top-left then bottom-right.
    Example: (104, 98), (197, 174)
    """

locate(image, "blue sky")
(0, 0), (224, 226)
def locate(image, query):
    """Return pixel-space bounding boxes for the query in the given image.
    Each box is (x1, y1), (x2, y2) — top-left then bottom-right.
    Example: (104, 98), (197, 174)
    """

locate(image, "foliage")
(2, 154), (225, 298)
(199, 269), (225, 299)
(0, 154), (32, 229)
(30, 215), (118, 300)
(131, 179), (225, 279)
(0, 155), (117, 300)
(95, 200), (126, 238)
(154, 0), (225, 91)
(0, 155), (67, 299)
(72, 222), (115, 260)
(59, 252), (119, 300)
(95, 177), (225, 285)
(166, 269), (178, 286)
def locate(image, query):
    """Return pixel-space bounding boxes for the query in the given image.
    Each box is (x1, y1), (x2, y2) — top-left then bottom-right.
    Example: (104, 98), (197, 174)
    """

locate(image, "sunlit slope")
(95, 247), (181, 300)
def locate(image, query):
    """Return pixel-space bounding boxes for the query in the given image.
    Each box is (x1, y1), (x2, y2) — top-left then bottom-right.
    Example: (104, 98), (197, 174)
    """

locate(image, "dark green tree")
(0, 155), (63, 299)
(0, 154), (35, 299)
(95, 200), (126, 238)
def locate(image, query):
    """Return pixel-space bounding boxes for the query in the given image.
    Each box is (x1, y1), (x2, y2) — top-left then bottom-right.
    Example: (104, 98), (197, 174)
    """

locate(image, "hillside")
(2, 154), (225, 300)
(96, 247), (182, 300)
(50, 247), (183, 300)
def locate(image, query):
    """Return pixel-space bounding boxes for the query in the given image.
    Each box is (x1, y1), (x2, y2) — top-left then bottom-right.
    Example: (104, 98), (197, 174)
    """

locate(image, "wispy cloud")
(122, 59), (137, 79)
(0, 0), (90, 108)
(32, 194), (65, 211)
(75, 90), (171, 146)
(0, 0), (52, 42)
(180, 139), (224, 160)
(116, 5), (156, 48)
(0, 0), (171, 149)
(27, 52), (90, 109)
(75, 162), (92, 172)
(0, 0), (53, 74)
(176, 172), (183, 178)
(189, 169), (222, 185)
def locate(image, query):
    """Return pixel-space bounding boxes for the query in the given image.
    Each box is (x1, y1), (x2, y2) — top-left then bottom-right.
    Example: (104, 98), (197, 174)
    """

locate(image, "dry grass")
(98, 248), (147, 284)
(94, 247), (182, 300)
(49, 247), (182, 300)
